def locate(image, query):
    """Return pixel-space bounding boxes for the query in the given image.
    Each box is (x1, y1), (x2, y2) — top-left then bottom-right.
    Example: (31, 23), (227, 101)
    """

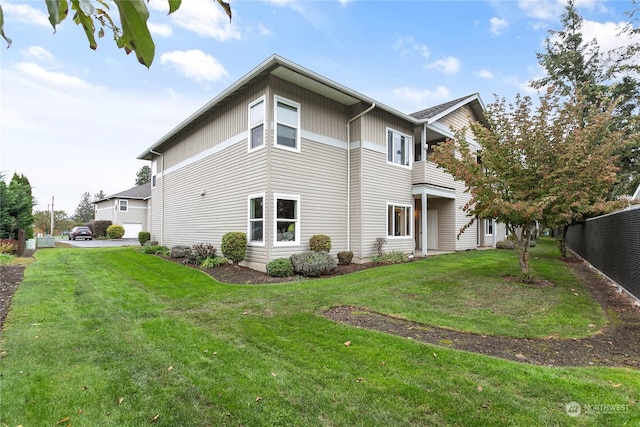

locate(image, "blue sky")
(0, 0), (638, 215)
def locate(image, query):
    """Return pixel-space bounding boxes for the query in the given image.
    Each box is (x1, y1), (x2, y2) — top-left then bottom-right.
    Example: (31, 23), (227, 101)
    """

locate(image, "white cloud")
(0, 3), (50, 27)
(165, 0), (240, 41)
(582, 20), (639, 55)
(148, 22), (173, 37)
(14, 62), (95, 89)
(265, 0), (326, 28)
(490, 17), (509, 36)
(474, 69), (494, 79)
(393, 86), (451, 107)
(425, 56), (461, 75)
(338, 0), (350, 6)
(518, 0), (565, 20)
(22, 46), (53, 61)
(160, 50), (229, 83)
(392, 36), (431, 58)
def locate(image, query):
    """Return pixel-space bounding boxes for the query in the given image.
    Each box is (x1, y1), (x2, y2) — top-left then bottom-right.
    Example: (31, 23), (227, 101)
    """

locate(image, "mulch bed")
(2, 255), (639, 368)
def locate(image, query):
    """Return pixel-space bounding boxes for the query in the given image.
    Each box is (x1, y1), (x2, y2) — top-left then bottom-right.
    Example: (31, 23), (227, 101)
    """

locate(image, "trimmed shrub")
(221, 232), (247, 265)
(139, 245), (169, 255)
(290, 251), (337, 277)
(266, 258), (294, 277)
(309, 234), (331, 252)
(138, 231), (151, 246)
(106, 224), (125, 239)
(371, 250), (408, 264)
(496, 240), (515, 250)
(93, 220), (112, 238)
(170, 245), (191, 258)
(337, 251), (353, 265)
(190, 242), (217, 264)
(201, 256), (230, 268)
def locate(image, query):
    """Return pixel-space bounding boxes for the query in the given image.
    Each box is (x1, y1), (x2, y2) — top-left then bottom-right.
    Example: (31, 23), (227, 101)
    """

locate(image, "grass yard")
(0, 239), (638, 426)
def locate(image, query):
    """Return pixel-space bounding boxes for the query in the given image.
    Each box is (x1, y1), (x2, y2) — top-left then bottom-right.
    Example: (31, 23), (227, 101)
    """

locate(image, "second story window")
(387, 128), (411, 167)
(275, 96), (300, 152)
(119, 200), (128, 212)
(249, 97), (265, 150)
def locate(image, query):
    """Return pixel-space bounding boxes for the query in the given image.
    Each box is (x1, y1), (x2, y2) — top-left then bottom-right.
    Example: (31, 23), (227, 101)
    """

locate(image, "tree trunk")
(560, 225), (569, 258)
(16, 228), (25, 257)
(518, 226), (532, 275)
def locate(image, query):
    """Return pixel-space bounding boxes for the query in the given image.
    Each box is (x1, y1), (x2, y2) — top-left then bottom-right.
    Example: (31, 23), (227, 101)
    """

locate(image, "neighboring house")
(94, 183), (151, 238)
(138, 55), (504, 271)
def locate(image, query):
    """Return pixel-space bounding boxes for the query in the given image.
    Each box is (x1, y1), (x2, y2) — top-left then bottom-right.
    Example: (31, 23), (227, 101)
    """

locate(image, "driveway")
(57, 238), (140, 248)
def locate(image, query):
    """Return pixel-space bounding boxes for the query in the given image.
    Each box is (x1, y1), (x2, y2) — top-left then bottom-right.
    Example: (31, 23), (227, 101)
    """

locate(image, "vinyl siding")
(161, 78), (269, 170)
(439, 105), (478, 141)
(426, 197), (456, 251)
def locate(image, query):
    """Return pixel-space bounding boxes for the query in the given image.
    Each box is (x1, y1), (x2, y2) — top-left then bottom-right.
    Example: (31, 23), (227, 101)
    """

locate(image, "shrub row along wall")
(565, 206), (640, 300)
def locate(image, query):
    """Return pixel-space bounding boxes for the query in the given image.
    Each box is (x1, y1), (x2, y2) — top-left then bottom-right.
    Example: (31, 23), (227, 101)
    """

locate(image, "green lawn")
(1, 239), (638, 426)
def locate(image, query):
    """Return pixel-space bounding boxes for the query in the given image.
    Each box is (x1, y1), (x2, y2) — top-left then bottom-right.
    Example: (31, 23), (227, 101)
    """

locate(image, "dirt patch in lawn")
(2, 256), (639, 368)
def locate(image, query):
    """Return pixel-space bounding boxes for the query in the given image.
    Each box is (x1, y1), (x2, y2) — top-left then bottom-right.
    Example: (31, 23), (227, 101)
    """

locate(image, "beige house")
(94, 183), (151, 238)
(138, 55), (505, 270)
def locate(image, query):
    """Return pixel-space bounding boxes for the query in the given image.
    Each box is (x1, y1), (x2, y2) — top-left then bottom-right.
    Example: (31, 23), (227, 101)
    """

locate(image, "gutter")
(346, 102), (375, 254)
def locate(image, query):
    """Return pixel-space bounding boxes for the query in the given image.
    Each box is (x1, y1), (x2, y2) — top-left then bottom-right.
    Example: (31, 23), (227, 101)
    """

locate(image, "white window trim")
(273, 193), (300, 246)
(247, 193), (265, 246)
(119, 199), (128, 212)
(386, 127), (412, 168)
(485, 219), (494, 236)
(274, 95), (301, 153)
(386, 202), (413, 238)
(151, 160), (157, 189)
(248, 96), (266, 152)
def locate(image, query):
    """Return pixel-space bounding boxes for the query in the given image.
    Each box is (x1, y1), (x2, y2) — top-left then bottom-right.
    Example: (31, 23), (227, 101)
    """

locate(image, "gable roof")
(138, 55), (487, 160)
(95, 183), (151, 203)
(410, 94), (489, 129)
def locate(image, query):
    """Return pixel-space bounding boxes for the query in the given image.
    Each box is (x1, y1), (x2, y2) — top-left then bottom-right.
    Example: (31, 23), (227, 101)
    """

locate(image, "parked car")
(69, 226), (93, 241)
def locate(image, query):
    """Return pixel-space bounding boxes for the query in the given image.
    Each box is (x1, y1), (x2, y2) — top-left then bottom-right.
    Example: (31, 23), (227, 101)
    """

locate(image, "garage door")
(122, 223), (143, 239)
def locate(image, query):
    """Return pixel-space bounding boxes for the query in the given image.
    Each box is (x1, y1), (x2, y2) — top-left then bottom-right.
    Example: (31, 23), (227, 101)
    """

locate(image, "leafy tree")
(431, 89), (625, 276)
(0, 0), (232, 68)
(73, 191), (95, 223)
(532, 0), (640, 197)
(0, 173), (34, 240)
(33, 210), (74, 235)
(135, 165), (151, 186)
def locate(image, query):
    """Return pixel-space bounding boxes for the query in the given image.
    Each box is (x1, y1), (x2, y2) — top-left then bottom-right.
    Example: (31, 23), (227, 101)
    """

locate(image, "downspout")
(346, 103), (375, 254)
(150, 149), (164, 245)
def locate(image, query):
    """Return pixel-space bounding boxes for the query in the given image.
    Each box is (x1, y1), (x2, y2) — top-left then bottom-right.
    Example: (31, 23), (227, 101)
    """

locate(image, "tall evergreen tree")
(135, 165), (151, 186)
(0, 173), (35, 239)
(532, 0), (640, 197)
(93, 190), (106, 202)
(73, 191), (95, 223)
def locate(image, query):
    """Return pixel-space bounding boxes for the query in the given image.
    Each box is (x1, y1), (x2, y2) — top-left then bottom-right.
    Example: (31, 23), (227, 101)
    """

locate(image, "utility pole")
(50, 196), (55, 236)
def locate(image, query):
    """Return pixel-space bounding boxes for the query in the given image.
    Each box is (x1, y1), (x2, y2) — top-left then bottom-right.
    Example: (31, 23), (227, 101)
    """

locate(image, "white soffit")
(271, 66), (361, 106)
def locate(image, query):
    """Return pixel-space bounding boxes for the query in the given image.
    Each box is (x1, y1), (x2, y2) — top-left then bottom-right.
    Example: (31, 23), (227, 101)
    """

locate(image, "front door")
(427, 210), (438, 250)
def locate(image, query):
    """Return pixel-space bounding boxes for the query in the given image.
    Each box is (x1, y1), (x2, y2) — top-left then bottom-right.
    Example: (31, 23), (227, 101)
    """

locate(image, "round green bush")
(266, 258), (294, 277)
(106, 224), (125, 239)
(290, 251), (337, 277)
(138, 231), (151, 246)
(309, 234), (331, 252)
(337, 251), (353, 265)
(221, 232), (247, 265)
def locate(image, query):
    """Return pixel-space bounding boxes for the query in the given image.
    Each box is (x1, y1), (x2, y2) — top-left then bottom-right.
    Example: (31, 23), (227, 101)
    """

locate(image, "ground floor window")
(485, 219), (494, 235)
(387, 203), (411, 237)
(248, 194), (264, 244)
(275, 194), (299, 245)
